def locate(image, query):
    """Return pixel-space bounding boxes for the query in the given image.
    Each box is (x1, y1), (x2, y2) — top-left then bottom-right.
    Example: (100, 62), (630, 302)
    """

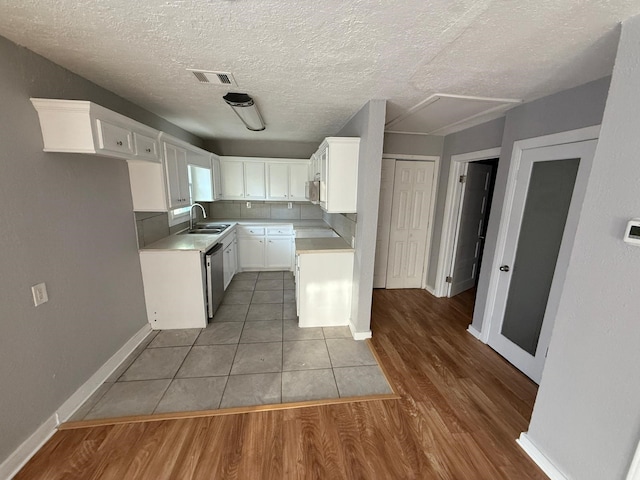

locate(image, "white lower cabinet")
(296, 251), (354, 328)
(222, 230), (237, 290)
(237, 224), (294, 271)
(139, 250), (207, 330)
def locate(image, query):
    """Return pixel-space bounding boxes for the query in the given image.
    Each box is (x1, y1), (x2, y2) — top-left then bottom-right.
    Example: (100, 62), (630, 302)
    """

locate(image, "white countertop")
(295, 237), (353, 253)
(140, 219), (335, 252)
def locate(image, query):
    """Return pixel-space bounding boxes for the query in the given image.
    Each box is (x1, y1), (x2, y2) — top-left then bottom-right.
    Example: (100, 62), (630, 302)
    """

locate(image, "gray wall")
(469, 76), (611, 331)
(0, 35), (199, 465)
(325, 100), (386, 335)
(427, 117), (506, 288)
(527, 15), (640, 479)
(206, 139), (317, 158)
(383, 132), (444, 156)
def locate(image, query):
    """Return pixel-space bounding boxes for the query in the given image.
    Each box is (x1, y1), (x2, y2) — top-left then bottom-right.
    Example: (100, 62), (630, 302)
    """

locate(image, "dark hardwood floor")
(15, 288), (546, 479)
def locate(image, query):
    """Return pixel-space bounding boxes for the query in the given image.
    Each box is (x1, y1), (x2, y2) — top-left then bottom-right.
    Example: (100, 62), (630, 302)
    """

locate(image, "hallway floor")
(68, 271), (392, 422)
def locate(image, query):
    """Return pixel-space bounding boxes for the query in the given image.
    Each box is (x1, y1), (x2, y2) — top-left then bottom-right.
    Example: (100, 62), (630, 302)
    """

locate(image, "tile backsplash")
(205, 201), (323, 220)
(135, 212), (189, 248)
(322, 211), (357, 242)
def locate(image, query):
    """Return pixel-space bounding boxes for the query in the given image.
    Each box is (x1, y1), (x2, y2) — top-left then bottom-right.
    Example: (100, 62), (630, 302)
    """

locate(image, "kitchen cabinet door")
(164, 142), (189, 208)
(289, 163), (309, 201)
(244, 161), (266, 199)
(238, 236), (265, 269)
(267, 163), (289, 200)
(212, 155), (223, 200)
(266, 237), (293, 269)
(221, 160), (245, 199)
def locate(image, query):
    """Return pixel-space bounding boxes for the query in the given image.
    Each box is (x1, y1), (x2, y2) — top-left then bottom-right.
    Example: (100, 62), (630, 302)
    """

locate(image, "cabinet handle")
(116, 140), (123, 146)
(145, 148), (151, 153)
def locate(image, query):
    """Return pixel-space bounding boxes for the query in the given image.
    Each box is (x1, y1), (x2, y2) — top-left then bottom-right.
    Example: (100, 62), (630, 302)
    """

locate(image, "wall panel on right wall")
(525, 14), (640, 480)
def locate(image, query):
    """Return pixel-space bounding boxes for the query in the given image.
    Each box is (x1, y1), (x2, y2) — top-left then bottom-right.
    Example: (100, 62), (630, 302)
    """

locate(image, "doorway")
(485, 137), (597, 383)
(448, 159), (498, 297)
(435, 148), (501, 299)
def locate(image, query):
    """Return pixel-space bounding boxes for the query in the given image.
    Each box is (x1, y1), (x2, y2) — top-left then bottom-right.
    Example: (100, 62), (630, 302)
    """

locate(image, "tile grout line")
(151, 333), (201, 414)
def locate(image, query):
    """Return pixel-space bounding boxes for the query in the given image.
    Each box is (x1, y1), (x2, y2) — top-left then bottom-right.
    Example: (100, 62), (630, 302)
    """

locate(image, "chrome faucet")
(189, 203), (207, 230)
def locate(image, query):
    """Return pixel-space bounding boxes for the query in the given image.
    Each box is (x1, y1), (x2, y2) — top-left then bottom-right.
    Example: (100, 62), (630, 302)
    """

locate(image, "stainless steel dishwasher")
(205, 243), (224, 319)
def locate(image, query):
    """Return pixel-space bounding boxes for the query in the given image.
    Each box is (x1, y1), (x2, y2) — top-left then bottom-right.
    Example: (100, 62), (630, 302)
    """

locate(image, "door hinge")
(445, 276), (453, 283)
(459, 175), (467, 183)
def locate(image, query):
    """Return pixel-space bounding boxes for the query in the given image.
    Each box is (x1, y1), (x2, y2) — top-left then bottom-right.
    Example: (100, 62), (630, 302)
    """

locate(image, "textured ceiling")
(0, 0), (637, 143)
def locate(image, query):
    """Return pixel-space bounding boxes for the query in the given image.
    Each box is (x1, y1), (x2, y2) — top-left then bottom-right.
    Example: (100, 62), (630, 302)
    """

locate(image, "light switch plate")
(32, 282), (48, 306)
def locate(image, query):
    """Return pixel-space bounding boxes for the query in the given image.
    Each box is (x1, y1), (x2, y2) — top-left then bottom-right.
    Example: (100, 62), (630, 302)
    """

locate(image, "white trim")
(479, 125), (601, 343)
(385, 93), (521, 129)
(57, 323), (152, 422)
(626, 439), (640, 480)
(466, 325), (482, 340)
(0, 415), (58, 480)
(434, 147), (501, 298)
(384, 130), (444, 137)
(0, 323), (152, 479)
(424, 284), (436, 295)
(382, 153), (440, 161)
(349, 321), (372, 340)
(517, 433), (568, 480)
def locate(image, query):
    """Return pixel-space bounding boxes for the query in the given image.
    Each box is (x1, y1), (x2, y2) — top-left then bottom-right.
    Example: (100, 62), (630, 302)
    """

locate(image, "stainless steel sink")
(178, 224), (231, 235)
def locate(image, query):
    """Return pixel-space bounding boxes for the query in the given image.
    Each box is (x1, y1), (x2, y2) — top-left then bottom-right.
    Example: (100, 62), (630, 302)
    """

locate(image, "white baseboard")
(349, 321), (372, 340)
(424, 284), (436, 295)
(517, 432), (568, 480)
(466, 325), (483, 340)
(57, 323), (152, 422)
(0, 414), (58, 480)
(0, 323), (152, 479)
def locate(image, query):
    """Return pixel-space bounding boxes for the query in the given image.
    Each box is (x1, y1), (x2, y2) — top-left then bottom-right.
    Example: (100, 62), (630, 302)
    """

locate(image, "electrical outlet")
(31, 282), (48, 307)
(246, 202), (251, 209)
(288, 202), (292, 209)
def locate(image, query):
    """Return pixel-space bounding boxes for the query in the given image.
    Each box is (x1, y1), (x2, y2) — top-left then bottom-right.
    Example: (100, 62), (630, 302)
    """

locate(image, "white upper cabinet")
(220, 157), (311, 202)
(163, 140), (189, 209)
(289, 162), (309, 201)
(244, 161), (266, 199)
(211, 154), (223, 200)
(267, 163), (289, 200)
(316, 137), (360, 213)
(265, 160), (310, 201)
(220, 160), (245, 199)
(30, 98), (161, 162)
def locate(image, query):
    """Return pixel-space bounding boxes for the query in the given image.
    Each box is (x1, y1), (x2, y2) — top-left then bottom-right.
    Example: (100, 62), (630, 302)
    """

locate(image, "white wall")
(525, 14), (640, 480)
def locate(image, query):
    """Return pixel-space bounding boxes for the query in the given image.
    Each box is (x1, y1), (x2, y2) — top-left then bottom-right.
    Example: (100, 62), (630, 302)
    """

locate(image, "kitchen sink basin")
(178, 224), (231, 235)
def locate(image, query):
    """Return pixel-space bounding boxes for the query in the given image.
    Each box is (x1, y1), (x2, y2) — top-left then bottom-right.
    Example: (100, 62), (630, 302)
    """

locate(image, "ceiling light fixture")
(222, 92), (265, 131)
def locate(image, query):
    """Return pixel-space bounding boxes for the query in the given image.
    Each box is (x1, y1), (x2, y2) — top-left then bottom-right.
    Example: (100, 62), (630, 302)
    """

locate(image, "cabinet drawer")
(238, 226), (265, 236)
(267, 226), (293, 236)
(133, 132), (159, 161)
(96, 119), (133, 155)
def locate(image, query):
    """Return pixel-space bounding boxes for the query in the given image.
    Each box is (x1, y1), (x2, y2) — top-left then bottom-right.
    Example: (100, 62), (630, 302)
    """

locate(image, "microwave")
(305, 180), (320, 204)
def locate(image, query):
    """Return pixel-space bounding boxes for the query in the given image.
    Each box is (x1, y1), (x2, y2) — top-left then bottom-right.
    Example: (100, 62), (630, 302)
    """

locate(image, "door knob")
(499, 265), (510, 272)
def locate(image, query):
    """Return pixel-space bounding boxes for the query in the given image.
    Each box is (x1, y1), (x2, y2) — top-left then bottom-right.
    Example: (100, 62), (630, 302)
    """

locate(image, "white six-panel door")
(386, 161), (435, 289)
(373, 158), (396, 288)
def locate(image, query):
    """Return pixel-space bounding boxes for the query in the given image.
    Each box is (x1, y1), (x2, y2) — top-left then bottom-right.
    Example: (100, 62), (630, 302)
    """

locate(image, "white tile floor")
(70, 271), (392, 422)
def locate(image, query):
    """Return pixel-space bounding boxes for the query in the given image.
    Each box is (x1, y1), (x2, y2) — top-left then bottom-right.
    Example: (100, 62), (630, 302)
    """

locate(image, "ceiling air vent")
(187, 69), (238, 87)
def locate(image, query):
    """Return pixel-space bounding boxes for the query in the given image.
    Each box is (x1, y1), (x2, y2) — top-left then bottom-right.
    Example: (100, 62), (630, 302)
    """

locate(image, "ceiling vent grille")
(187, 69), (238, 87)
